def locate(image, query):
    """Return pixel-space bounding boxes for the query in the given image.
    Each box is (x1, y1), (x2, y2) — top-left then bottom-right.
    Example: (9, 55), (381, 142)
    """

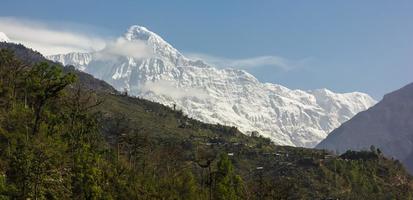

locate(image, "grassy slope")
(97, 92), (413, 199)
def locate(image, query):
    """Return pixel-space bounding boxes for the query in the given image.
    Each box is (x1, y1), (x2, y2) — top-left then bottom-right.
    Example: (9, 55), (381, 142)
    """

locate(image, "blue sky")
(1, 0), (412, 99)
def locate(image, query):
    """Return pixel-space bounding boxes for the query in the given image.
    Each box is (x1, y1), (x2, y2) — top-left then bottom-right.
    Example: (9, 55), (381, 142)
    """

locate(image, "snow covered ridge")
(47, 25), (376, 147)
(49, 52), (92, 71)
(0, 32), (10, 42)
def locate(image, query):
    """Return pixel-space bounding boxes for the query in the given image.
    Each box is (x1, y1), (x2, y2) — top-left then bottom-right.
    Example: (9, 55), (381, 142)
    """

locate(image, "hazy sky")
(0, 0), (412, 99)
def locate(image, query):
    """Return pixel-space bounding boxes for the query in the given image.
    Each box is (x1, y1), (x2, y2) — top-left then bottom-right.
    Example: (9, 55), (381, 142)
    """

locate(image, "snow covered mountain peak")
(0, 32), (10, 42)
(124, 25), (186, 63)
(47, 26), (376, 147)
(125, 25), (156, 41)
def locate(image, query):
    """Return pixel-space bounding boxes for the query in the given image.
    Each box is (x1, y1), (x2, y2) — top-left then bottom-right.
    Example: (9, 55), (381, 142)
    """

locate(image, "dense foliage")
(0, 45), (412, 199)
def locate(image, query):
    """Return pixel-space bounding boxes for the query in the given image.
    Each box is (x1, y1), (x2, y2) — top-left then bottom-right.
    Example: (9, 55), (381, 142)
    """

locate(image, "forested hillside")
(0, 43), (412, 199)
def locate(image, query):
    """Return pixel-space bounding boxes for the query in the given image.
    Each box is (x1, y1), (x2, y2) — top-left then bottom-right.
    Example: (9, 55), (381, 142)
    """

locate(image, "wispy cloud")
(94, 37), (152, 61)
(0, 17), (304, 71)
(186, 53), (298, 70)
(0, 17), (106, 55)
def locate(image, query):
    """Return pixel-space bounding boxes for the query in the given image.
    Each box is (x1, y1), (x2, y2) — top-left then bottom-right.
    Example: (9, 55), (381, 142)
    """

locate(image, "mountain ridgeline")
(317, 82), (413, 174)
(0, 43), (412, 199)
(47, 25), (376, 148)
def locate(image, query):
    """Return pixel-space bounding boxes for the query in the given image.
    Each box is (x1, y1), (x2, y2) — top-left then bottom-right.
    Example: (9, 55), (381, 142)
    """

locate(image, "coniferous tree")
(214, 153), (243, 200)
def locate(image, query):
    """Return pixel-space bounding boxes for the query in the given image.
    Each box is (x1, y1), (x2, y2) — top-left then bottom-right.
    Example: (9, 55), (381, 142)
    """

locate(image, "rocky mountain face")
(317, 82), (413, 172)
(47, 25), (376, 147)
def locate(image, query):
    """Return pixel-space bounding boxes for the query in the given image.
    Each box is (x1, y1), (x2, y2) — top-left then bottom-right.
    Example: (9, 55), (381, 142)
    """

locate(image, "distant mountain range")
(317, 82), (413, 173)
(47, 25), (375, 147)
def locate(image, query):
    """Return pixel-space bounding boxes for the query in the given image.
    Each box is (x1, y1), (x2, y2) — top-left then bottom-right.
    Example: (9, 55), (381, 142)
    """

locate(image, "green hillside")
(0, 43), (412, 200)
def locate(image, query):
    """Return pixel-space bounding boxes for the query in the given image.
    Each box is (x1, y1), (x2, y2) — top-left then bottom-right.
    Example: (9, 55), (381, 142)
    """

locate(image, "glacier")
(47, 25), (376, 147)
